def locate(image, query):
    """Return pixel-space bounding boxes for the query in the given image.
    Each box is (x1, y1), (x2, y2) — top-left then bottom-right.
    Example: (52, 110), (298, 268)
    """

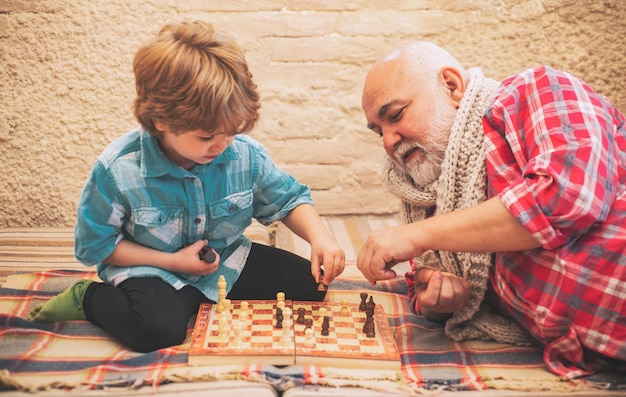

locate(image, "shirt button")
(194, 218), (201, 224)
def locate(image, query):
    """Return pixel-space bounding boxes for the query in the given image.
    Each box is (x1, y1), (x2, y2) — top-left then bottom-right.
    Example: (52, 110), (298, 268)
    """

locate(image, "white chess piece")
(218, 310), (229, 341)
(280, 307), (293, 346)
(340, 299), (350, 315)
(276, 291), (285, 309)
(232, 319), (243, 347)
(239, 301), (249, 320)
(304, 327), (315, 347)
(217, 275), (227, 312)
(318, 307), (327, 325)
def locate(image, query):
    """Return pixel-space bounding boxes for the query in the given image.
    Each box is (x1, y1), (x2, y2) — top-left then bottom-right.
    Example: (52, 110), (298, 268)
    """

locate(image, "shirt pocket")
(208, 190), (253, 240)
(132, 206), (183, 251)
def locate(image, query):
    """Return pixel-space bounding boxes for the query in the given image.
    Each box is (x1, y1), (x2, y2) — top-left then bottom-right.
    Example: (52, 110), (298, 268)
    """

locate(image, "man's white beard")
(404, 100), (457, 188)
(407, 150), (445, 188)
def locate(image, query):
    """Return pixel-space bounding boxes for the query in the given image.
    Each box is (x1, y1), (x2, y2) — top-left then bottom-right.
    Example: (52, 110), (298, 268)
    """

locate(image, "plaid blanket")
(0, 270), (623, 394)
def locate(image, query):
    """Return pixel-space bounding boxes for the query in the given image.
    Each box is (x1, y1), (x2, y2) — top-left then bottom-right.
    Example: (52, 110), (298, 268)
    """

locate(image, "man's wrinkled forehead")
(362, 56), (405, 116)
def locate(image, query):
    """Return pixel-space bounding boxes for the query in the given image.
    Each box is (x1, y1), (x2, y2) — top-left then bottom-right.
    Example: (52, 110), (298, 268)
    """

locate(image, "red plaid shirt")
(406, 66), (626, 379)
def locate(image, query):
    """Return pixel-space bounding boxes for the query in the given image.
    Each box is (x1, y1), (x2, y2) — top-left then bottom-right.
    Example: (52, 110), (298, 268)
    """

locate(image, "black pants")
(83, 243), (325, 352)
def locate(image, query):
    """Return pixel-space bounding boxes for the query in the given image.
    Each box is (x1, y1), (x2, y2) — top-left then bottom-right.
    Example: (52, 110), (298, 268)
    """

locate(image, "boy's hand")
(310, 237), (345, 287)
(173, 240), (219, 276)
(414, 266), (471, 316)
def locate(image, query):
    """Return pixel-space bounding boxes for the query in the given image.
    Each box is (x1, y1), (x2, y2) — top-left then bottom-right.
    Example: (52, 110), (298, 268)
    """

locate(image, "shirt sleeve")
(74, 161), (126, 266)
(484, 66), (620, 250)
(247, 139), (313, 224)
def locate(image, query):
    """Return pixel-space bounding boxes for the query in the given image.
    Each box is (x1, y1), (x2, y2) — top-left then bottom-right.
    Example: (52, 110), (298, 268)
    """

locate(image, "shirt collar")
(139, 129), (240, 177)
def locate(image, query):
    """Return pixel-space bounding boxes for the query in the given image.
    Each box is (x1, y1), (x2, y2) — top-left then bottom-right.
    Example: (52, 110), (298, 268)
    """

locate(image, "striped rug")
(0, 218), (624, 395)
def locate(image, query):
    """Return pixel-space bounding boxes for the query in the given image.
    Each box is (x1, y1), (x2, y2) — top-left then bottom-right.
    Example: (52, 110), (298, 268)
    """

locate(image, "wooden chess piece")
(304, 327), (315, 347)
(276, 291), (285, 309)
(359, 292), (368, 311)
(275, 307), (283, 329)
(317, 273), (328, 291)
(321, 315), (330, 336)
(239, 301), (249, 320)
(366, 297), (375, 318)
(339, 299), (350, 315)
(318, 307), (327, 325)
(200, 246), (217, 263)
(217, 275), (227, 312)
(363, 315), (375, 338)
(296, 307), (306, 324)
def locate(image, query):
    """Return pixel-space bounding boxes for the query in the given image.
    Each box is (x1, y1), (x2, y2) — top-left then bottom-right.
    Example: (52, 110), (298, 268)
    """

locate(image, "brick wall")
(1, 0), (625, 226)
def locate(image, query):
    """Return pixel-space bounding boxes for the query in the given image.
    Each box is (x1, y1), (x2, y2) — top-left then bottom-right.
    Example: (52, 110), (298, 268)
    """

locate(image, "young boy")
(28, 20), (345, 353)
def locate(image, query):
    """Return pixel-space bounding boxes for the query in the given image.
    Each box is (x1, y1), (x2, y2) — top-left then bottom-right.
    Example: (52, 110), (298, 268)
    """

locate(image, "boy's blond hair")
(133, 21), (260, 138)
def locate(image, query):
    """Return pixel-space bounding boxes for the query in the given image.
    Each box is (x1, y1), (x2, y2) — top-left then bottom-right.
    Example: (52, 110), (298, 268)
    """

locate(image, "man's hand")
(414, 266), (471, 319)
(357, 224), (424, 285)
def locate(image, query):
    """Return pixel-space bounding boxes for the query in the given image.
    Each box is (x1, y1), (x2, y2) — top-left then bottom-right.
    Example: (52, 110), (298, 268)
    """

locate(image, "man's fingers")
(417, 271), (442, 307)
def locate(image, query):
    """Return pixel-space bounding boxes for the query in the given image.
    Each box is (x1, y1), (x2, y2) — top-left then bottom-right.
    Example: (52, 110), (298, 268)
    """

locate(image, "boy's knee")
(120, 317), (189, 352)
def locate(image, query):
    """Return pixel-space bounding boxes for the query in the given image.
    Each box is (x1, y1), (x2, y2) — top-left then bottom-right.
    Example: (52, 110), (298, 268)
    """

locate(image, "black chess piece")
(200, 246), (217, 263)
(359, 292), (368, 311)
(296, 307), (306, 324)
(366, 296), (375, 317)
(363, 315), (375, 338)
(321, 315), (330, 336)
(275, 307), (283, 329)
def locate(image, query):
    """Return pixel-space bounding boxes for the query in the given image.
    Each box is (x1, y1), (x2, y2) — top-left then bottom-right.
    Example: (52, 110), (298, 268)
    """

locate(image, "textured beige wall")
(1, 0), (625, 227)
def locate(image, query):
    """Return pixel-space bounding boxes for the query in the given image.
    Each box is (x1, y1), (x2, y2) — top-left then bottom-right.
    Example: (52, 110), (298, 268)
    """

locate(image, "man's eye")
(390, 108), (404, 122)
(200, 136), (216, 142)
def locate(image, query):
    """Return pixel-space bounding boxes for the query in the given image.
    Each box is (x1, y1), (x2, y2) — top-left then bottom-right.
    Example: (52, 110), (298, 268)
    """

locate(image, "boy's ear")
(440, 67), (465, 109)
(153, 120), (166, 132)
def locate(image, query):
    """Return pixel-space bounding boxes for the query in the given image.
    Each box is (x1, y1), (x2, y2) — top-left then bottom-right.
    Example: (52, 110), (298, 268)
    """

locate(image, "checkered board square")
(189, 300), (295, 366)
(292, 300), (400, 370)
(188, 298), (401, 370)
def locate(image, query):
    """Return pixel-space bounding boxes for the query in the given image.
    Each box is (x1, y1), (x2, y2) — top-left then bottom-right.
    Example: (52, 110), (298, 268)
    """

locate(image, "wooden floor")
(0, 227), (89, 287)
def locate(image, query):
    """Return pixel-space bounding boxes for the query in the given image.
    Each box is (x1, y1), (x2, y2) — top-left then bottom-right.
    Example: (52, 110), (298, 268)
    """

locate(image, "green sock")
(28, 279), (94, 322)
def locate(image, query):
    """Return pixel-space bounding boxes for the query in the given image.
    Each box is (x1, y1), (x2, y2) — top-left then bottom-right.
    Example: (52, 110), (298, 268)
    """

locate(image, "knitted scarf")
(382, 68), (533, 345)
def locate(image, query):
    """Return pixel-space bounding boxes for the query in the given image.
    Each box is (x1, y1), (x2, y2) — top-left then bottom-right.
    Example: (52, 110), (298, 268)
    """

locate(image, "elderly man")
(357, 41), (625, 379)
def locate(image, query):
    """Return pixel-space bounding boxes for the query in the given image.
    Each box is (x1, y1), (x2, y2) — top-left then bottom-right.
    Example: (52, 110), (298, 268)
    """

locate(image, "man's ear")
(440, 67), (466, 109)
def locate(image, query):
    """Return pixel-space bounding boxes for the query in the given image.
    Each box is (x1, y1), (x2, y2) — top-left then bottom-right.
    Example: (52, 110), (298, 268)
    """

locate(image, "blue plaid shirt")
(74, 128), (312, 301)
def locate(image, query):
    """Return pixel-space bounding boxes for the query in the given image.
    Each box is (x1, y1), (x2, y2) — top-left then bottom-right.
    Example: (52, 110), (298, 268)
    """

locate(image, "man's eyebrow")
(366, 100), (394, 130)
(378, 101), (392, 119)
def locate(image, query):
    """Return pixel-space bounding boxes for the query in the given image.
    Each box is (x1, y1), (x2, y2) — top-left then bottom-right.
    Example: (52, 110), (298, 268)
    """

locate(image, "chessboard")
(188, 294), (401, 370)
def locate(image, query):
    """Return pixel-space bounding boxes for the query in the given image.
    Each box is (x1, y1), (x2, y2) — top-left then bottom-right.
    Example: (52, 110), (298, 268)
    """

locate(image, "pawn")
(318, 307), (327, 325)
(239, 301), (249, 320)
(304, 327), (315, 347)
(339, 299), (350, 315)
(317, 273), (328, 292)
(321, 315), (330, 336)
(296, 307), (306, 324)
(276, 307), (283, 329)
(232, 319), (243, 347)
(276, 292), (285, 309)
